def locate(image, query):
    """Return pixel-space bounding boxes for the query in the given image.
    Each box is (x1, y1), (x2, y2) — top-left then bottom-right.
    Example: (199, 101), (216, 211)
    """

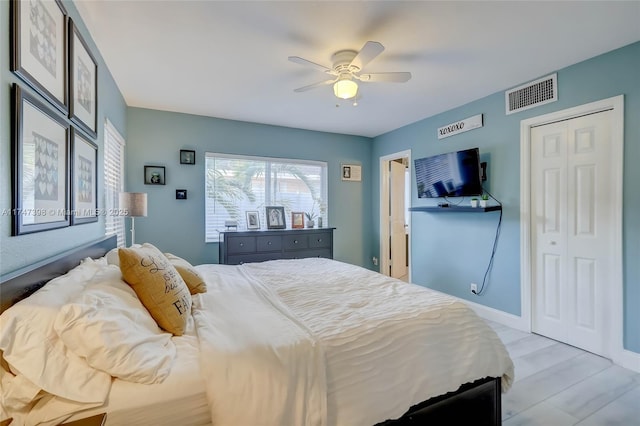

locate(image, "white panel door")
(390, 160), (407, 279)
(531, 111), (612, 356)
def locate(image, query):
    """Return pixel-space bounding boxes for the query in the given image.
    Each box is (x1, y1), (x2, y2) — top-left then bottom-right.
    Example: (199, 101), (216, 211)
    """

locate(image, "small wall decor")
(11, 0), (68, 113)
(71, 127), (98, 224)
(341, 164), (362, 182)
(144, 166), (166, 185)
(291, 212), (304, 229)
(437, 114), (483, 140)
(69, 18), (98, 138)
(180, 149), (195, 165)
(12, 84), (70, 235)
(176, 189), (187, 200)
(265, 206), (286, 229)
(246, 211), (260, 229)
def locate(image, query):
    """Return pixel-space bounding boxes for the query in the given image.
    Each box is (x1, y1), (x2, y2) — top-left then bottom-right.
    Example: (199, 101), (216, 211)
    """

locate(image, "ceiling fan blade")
(358, 72), (412, 83)
(288, 56), (333, 74)
(293, 79), (336, 92)
(349, 41), (385, 71)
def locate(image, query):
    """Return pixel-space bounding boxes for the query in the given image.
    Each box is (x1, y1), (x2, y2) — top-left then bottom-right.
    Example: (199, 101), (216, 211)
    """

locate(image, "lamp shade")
(119, 192), (147, 217)
(333, 78), (358, 100)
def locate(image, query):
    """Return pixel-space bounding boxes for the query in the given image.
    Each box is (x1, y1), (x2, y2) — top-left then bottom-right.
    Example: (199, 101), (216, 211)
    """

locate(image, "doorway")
(520, 96), (624, 360)
(380, 150), (411, 282)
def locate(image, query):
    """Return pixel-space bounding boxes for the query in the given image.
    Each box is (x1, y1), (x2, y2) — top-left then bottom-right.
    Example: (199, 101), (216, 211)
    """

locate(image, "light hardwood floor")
(487, 321), (640, 426)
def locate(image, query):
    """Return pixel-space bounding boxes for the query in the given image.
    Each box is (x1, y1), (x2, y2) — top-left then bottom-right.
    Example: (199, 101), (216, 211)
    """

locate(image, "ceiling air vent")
(505, 73), (557, 115)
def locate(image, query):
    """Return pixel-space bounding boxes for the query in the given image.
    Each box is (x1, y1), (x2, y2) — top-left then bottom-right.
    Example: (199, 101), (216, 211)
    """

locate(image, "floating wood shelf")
(409, 205), (502, 213)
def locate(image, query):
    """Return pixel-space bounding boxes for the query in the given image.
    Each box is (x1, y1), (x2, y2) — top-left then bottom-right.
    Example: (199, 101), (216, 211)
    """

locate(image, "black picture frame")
(69, 18), (97, 138)
(265, 206), (286, 229)
(180, 150), (195, 165)
(144, 165), (166, 185)
(70, 127), (98, 225)
(12, 84), (70, 235)
(11, 0), (68, 114)
(176, 189), (187, 200)
(246, 210), (260, 230)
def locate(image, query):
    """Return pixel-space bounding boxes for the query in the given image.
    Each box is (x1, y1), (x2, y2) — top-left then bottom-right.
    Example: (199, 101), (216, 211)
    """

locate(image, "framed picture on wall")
(71, 127), (98, 224)
(265, 206), (286, 229)
(180, 149), (195, 165)
(12, 84), (70, 235)
(144, 165), (166, 185)
(11, 0), (68, 114)
(69, 18), (98, 138)
(341, 164), (362, 181)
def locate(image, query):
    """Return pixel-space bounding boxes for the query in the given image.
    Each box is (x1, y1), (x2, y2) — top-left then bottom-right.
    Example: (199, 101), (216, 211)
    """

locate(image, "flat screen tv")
(415, 148), (482, 198)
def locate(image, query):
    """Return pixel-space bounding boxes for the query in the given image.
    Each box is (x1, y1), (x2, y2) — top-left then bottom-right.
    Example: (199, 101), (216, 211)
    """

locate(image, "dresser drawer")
(256, 236), (282, 252)
(308, 232), (331, 249)
(282, 249), (331, 260)
(226, 236), (256, 254)
(227, 252), (283, 265)
(283, 235), (308, 250)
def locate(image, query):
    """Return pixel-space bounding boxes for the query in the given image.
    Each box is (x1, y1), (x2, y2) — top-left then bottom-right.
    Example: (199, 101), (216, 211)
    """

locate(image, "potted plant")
(480, 194), (489, 208)
(470, 197), (479, 208)
(305, 211), (316, 228)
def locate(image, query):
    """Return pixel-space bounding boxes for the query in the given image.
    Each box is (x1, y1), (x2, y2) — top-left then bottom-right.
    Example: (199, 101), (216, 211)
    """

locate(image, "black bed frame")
(0, 235), (116, 312)
(0, 235), (502, 425)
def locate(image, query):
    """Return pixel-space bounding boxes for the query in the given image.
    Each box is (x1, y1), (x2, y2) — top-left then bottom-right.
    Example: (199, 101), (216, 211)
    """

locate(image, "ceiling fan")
(289, 41), (411, 102)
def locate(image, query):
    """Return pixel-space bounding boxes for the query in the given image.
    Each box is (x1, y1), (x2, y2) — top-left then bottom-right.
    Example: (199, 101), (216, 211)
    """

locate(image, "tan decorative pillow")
(164, 252), (207, 295)
(118, 244), (191, 335)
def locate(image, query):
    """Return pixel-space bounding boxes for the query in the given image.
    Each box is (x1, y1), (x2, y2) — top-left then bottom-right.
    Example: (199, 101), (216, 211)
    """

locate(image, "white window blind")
(205, 153), (328, 242)
(104, 119), (126, 247)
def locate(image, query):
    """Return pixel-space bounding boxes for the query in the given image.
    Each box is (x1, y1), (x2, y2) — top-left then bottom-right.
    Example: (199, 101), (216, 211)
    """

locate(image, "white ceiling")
(74, 1), (640, 138)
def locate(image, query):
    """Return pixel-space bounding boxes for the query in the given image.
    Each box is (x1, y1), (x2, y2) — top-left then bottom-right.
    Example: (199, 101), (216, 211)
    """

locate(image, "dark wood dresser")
(219, 228), (335, 265)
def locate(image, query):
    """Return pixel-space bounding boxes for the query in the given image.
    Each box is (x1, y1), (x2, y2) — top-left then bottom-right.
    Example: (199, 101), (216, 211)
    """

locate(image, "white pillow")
(54, 267), (177, 384)
(105, 244), (141, 266)
(0, 258), (111, 405)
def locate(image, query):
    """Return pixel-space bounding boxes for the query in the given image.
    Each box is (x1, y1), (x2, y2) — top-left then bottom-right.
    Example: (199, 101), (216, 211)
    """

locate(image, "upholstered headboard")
(0, 236), (117, 313)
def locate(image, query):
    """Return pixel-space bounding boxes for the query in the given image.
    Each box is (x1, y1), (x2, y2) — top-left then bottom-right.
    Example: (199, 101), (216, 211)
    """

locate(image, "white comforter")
(193, 258), (514, 426)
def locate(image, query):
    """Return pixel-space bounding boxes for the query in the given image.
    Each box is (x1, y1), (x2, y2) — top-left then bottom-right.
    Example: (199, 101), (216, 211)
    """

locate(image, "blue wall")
(371, 42), (640, 353)
(1, 0), (637, 357)
(125, 107), (373, 268)
(0, 0), (127, 275)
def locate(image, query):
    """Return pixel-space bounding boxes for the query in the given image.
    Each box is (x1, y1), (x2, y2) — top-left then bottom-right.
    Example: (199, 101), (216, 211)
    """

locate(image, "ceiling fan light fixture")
(333, 77), (358, 100)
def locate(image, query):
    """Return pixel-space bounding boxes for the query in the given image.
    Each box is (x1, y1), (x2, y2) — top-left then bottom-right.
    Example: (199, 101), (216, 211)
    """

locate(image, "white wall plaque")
(437, 114), (483, 139)
(341, 164), (362, 182)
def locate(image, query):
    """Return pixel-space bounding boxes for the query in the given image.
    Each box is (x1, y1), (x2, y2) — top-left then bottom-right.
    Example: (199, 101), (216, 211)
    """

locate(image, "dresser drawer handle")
(239, 242), (244, 247)
(317, 238), (322, 243)
(294, 240), (298, 244)
(268, 241), (272, 245)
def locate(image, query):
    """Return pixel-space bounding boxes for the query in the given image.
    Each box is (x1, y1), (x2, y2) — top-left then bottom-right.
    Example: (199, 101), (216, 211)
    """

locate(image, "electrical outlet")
(470, 283), (478, 294)
(372, 256), (378, 266)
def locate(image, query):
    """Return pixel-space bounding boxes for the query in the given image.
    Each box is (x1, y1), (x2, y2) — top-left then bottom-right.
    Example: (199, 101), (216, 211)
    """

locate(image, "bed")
(0, 236), (514, 425)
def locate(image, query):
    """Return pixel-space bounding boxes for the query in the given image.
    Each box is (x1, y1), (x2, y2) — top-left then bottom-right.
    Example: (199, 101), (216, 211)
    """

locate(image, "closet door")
(531, 110), (613, 356)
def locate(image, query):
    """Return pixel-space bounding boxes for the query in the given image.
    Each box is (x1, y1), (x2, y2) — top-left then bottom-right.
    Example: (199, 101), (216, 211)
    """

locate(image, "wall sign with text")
(437, 114), (483, 139)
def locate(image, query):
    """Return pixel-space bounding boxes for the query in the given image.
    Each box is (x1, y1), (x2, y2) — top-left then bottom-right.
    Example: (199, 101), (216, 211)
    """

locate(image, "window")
(104, 119), (126, 247)
(205, 153), (327, 242)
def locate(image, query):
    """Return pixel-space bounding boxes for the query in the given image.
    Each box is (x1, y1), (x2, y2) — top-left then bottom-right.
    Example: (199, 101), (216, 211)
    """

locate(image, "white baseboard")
(426, 288), (530, 331)
(464, 298), (530, 332)
(615, 349), (640, 374)
(425, 288), (640, 373)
